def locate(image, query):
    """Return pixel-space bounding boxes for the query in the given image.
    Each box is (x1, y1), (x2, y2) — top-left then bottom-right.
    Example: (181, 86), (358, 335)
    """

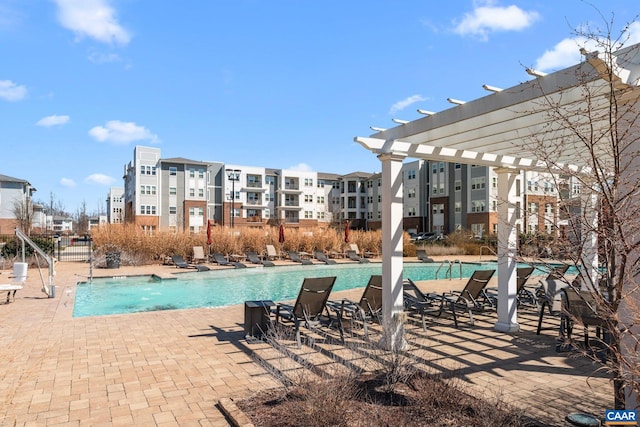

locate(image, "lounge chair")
(212, 253), (246, 268)
(404, 278), (457, 329)
(486, 266), (535, 307)
(192, 246), (207, 263)
(265, 244), (280, 260)
(271, 276), (338, 347)
(327, 275), (382, 339)
(0, 262), (28, 303)
(416, 249), (435, 263)
(288, 251), (313, 265)
(346, 250), (369, 263)
(314, 250), (337, 265)
(171, 255), (210, 271)
(245, 251), (275, 267)
(425, 269), (496, 326)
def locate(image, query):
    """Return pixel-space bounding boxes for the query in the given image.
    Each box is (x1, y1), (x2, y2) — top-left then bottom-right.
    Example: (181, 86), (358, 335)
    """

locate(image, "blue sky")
(1, 0), (639, 214)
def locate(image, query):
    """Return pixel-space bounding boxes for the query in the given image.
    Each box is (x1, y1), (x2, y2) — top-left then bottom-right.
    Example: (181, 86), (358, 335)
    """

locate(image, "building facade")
(121, 146), (566, 237)
(0, 174), (37, 234)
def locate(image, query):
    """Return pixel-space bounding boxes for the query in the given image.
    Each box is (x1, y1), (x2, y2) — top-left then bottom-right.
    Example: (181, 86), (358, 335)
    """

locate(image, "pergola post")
(580, 192), (599, 291)
(378, 151), (407, 351)
(494, 168), (520, 333)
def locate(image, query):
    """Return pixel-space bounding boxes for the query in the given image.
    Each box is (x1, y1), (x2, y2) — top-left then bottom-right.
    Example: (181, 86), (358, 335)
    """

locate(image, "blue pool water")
(73, 262), (502, 317)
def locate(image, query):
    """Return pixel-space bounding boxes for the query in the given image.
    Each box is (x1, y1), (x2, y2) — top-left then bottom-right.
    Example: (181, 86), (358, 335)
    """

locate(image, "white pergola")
(355, 43), (640, 351)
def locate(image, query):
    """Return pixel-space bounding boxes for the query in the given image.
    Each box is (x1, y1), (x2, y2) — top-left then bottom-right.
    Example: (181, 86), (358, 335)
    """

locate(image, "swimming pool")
(73, 262), (500, 317)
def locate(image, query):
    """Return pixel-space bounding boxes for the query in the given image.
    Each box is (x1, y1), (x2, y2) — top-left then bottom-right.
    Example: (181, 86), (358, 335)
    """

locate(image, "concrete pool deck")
(0, 258), (612, 426)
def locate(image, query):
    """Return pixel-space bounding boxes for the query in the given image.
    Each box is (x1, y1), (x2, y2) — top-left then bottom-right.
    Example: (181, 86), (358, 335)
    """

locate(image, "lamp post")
(226, 168), (241, 228)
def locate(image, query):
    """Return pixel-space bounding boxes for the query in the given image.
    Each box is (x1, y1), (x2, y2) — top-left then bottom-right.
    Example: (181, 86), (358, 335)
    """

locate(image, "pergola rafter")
(355, 43), (640, 351)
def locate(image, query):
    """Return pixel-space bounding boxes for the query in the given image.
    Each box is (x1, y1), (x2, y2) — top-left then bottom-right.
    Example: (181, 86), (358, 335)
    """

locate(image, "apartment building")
(0, 173), (37, 234)
(106, 187), (125, 224)
(121, 146), (565, 237)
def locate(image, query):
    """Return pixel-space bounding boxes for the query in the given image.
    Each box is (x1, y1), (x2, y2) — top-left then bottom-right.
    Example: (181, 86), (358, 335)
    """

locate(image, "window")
(492, 177), (497, 189)
(317, 212), (325, 219)
(455, 163), (461, 169)
(169, 167), (177, 176)
(432, 163), (437, 174)
(198, 169), (204, 178)
(317, 195), (325, 203)
(169, 206), (177, 215)
(198, 189), (204, 197)
(439, 183), (445, 194)
(432, 185), (438, 195)
(471, 177), (486, 190)
(140, 205), (157, 215)
(455, 202), (461, 213)
(407, 207), (416, 216)
(304, 178), (313, 187)
(265, 176), (275, 185)
(169, 187), (177, 195)
(471, 200), (485, 212)
(189, 168), (195, 178)
(407, 188), (416, 198)
(317, 180), (325, 188)
(304, 210), (313, 219)
(304, 194), (313, 203)
(407, 170), (416, 179)
(455, 180), (461, 191)
(528, 202), (539, 213)
(439, 162), (444, 173)
(189, 188), (195, 197)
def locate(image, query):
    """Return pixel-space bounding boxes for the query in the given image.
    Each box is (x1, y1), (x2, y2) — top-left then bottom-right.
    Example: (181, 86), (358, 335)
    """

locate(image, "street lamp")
(225, 168), (241, 228)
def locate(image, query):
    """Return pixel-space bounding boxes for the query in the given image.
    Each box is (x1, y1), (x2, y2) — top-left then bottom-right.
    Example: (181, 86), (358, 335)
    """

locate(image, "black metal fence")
(0, 234), (93, 262)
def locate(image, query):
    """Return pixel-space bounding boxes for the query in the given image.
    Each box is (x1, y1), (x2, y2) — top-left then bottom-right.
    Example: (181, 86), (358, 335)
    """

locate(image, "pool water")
(73, 262), (500, 317)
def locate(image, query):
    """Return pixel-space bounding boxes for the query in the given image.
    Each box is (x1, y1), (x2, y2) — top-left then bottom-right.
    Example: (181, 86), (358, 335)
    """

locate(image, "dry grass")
(91, 225), (387, 265)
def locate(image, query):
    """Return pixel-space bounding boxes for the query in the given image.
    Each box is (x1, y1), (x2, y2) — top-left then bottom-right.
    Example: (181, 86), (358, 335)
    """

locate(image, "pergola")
(355, 43), (640, 351)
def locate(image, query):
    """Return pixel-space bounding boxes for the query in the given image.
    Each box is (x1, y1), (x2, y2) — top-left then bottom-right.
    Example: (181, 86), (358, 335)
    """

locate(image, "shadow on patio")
(219, 305), (612, 426)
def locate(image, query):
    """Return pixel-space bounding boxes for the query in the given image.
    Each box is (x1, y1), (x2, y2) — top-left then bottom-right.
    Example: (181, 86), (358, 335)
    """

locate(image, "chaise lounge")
(271, 276), (338, 347)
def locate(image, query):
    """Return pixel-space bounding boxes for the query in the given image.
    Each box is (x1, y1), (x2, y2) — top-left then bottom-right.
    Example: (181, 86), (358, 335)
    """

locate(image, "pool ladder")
(435, 259), (463, 280)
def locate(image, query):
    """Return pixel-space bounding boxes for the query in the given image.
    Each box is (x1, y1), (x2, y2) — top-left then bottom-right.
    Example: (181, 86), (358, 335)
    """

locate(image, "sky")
(2, 0), (639, 214)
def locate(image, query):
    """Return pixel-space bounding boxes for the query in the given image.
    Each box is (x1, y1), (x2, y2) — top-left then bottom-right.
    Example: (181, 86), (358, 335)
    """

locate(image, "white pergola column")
(494, 168), (520, 333)
(378, 151), (407, 351)
(580, 192), (599, 291)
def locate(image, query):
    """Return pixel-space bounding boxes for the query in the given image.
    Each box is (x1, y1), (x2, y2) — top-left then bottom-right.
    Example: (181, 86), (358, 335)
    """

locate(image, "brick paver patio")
(0, 259), (612, 426)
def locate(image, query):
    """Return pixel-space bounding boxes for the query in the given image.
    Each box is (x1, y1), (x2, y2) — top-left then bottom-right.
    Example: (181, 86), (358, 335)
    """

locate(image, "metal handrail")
(479, 246), (497, 261)
(15, 228), (55, 297)
(435, 259), (464, 280)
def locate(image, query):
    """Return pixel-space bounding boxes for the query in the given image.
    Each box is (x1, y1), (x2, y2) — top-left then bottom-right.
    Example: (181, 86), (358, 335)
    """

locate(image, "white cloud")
(54, 0), (131, 45)
(0, 80), (27, 101)
(534, 22), (640, 72)
(60, 178), (76, 188)
(534, 37), (589, 71)
(36, 114), (70, 127)
(288, 163), (313, 172)
(85, 173), (115, 185)
(89, 120), (159, 145)
(453, 1), (539, 41)
(389, 94), (426, 115)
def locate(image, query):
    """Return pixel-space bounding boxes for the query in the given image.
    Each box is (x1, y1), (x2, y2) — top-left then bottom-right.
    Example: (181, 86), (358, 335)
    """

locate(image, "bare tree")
(75, 200), (89, 235)
(526, 15), (640, 409)
(11, 198), (33, 235)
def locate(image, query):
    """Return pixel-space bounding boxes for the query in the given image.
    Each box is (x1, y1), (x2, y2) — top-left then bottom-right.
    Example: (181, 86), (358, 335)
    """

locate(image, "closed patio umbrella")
(278, 223), (285, 244)
(344, 220), (350, 243)
(206, 219), (213, 245)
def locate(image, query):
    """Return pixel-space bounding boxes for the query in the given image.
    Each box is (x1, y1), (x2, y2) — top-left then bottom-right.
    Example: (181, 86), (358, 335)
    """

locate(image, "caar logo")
(605, 410), (638, 426)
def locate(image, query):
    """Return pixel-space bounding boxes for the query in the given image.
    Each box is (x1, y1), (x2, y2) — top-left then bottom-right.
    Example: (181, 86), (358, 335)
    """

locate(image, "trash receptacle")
(244, 300), (274, 339)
